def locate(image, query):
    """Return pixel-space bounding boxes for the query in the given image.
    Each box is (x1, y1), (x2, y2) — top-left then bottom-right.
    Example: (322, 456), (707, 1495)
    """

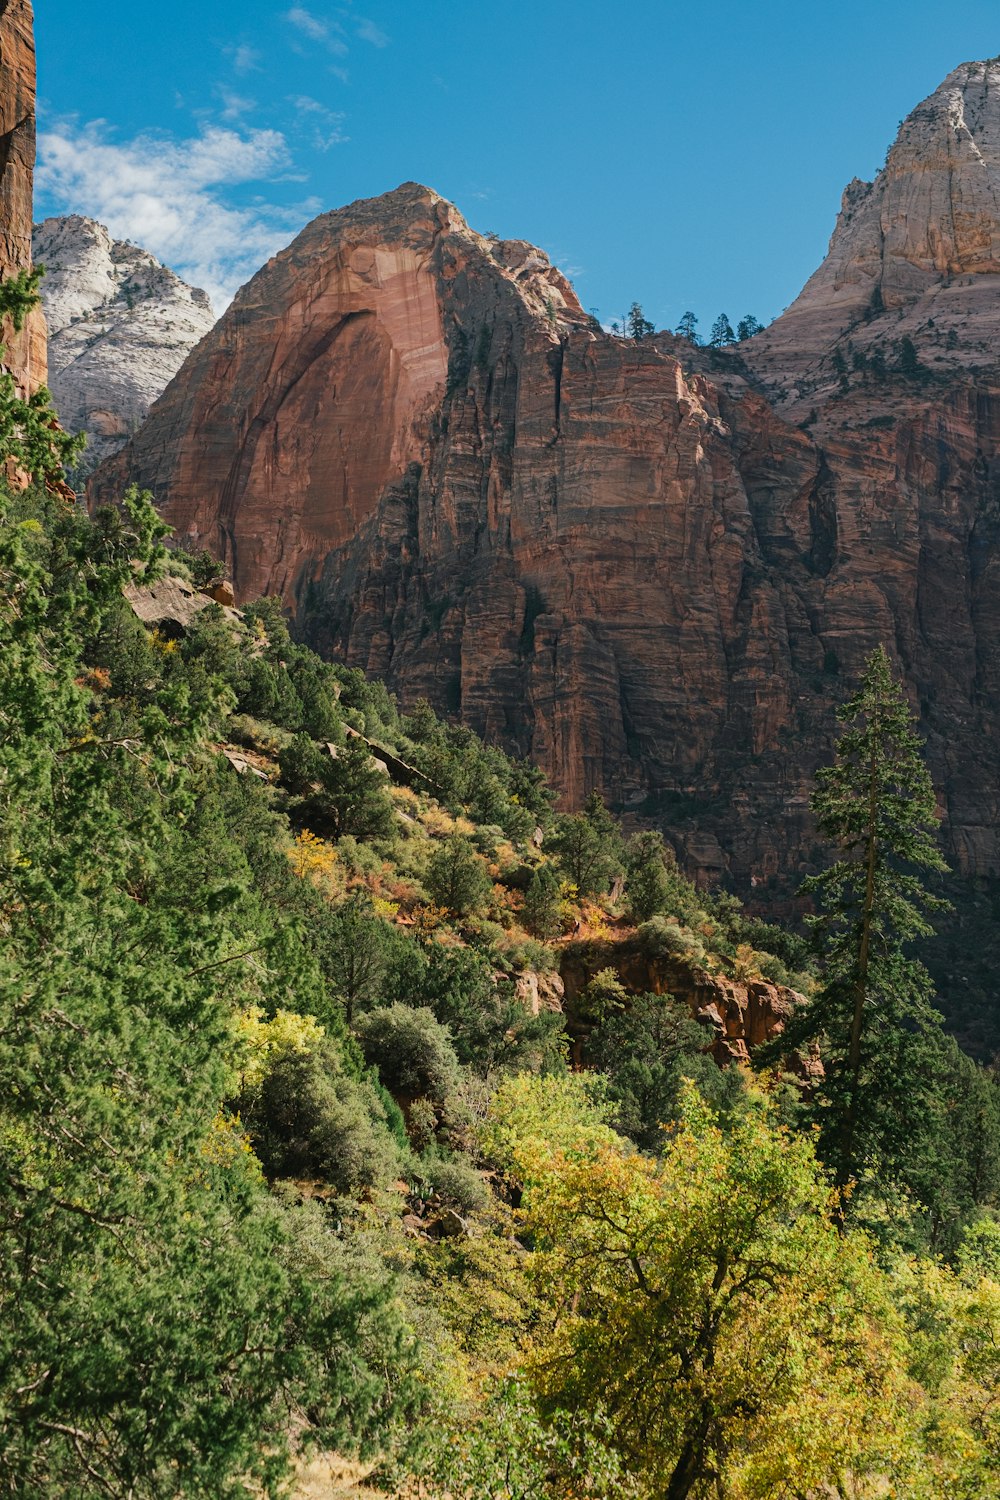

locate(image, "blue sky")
(35, 1), (1000, 321)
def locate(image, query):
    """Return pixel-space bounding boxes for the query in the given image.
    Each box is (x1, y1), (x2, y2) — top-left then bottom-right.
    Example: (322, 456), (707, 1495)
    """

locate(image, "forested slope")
(6, 269), (1000, 1497)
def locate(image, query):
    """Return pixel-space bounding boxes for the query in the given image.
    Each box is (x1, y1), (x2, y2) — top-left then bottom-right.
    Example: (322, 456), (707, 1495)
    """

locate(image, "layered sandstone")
(747, 59), (1000, 404)
(0, 0), (44, 396)
(94, 64), (1000, 895)
(34, 216), (215, 470)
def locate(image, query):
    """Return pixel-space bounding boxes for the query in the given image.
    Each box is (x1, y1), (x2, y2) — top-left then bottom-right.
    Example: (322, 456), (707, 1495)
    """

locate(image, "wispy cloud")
(37, 120), (305, 308)
(229, 43), (262, 75)
(285, 7), (348, 55)
(288, 94), (348, 150)
(356, 18), (389, 47)
(217, 87), (257, 122)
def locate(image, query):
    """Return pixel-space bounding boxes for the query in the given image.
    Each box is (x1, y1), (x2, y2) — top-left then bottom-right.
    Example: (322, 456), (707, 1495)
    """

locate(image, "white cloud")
(288, 94), (348, 150)
(37, 120), (305, 309)
(356, 18), (389, 47)
(218, 87), (256, 121)
(229, 43), (262, 74)
(285, 7), (348, 54)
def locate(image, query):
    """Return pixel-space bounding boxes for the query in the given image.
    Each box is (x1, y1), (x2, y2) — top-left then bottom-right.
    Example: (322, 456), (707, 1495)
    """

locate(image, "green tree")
(781, 646), (950, 1204)
(736, 313), (764, 341)
(626, 301), (655, 339)
(624, 829), (674, 922)
(426, 834), (493, 917)
(708, 312), (736, 347)
(279, 732), (395, 841)
(900, 335), (920, 375)
(0, 484), (418, 1493)
(496, 1080), (916, 1500)
(0, 270), (84, 485)
(674, 311), (699, 344)
(587, 993), (735, 1151)
(318, 892), (393, 1024)
(550, 791), (623, 898)
(355, 1003), (461, 1102)
(522, 862), (563, 938)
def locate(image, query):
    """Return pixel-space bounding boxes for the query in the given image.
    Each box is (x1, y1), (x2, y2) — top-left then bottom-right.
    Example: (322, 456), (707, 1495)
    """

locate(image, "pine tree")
(780, 646), (950, 1205)
(626, 302), (655, 339)
(674, 311), (699, 344)
(736, 313), (764, 341)
(522, 862), (563, 938)
(899, 335), (920, 376)
(709, 313), (736, 347)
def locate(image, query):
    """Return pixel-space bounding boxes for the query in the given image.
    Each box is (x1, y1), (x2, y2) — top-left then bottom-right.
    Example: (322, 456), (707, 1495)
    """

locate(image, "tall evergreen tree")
(736, 313), (764, 341)
(626, 302), (655, 339)
(674, 311), (699, 344)
(780, 647), (950, 1205)
(709, 313), (736, 347)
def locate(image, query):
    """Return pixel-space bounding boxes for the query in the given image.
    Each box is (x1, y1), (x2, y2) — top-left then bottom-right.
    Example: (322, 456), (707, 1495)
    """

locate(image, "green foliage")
(736, 313), (764, 340)
(240, 1040), (406, 1192)
(626, 301), (655, 339)
(587, 993), (738, 1151)
(316, 890), (394, 1023)
(0, 482), (418, 1492)
(522, 861), (564, 937)
(426, 834), (493, 917)
(0, 271), (85, 484)
(550, 792), (624, 897)
(900, 334), (920, 375)
(279, 731), (395, 840)
(356, 1003), (462, 1101)
(521, 1085), (918, 1499)
(624, 828), (674, 922)
(778, 646), (951, 1208)
(674, 310), (699, 344)
(709, 311), (736, 346)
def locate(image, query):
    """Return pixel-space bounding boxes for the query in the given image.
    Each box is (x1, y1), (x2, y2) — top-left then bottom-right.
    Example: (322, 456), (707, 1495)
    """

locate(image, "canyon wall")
(0, 0), (44, 396)
(94, 63), (1000, 893)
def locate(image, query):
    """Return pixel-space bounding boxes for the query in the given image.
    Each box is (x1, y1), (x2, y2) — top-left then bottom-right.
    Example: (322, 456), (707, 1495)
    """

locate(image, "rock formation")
(33, 216), (215, 470)
(93, 61), (1000, 896)
(0, 0), (45, 397)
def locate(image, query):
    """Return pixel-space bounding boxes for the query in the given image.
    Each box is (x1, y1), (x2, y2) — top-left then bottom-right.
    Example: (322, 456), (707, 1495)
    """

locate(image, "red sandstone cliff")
(0, 0), (44, 397)
(93, 64), (1000, 892)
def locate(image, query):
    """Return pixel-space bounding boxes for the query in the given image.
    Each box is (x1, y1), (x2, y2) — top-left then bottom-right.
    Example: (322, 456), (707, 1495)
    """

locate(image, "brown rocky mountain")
(94, 60), (1000, 898)
(0, 0), (45, 398)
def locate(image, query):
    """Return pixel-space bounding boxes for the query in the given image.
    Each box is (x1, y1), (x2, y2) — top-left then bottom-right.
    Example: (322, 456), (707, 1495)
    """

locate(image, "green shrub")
(243, 1042), (404, 1193)
(355, 1004), (462, 1101)
(420, 1153), (488, 1215)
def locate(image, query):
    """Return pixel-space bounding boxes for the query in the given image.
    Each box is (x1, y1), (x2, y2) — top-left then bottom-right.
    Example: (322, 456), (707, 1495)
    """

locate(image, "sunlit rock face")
(93, 61), (1000, 891)
(33, 216), (215, 471)
(0, 0), (45, 397)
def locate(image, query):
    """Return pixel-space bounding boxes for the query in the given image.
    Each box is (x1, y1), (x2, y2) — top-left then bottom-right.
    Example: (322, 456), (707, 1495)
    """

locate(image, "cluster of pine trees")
(3, 271), (1000, 1498)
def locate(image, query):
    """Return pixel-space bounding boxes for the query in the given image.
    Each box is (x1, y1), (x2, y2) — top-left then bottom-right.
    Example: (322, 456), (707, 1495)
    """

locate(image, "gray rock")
(32, 215), (216, 473)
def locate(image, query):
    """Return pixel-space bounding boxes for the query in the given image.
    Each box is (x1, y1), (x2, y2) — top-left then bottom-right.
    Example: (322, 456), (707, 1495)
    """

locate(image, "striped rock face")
(0, 0), (45, 398)
(92, 64), (1000, 894)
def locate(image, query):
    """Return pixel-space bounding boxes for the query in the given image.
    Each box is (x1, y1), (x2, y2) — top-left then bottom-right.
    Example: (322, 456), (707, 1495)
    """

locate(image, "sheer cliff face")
(95, 65), (1000, 888)
(33, 216), (216, 472)
(0, 0), (44, 396)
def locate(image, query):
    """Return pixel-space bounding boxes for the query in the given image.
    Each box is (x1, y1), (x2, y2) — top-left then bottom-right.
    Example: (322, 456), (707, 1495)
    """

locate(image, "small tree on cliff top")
(780, 646), (950, 1206)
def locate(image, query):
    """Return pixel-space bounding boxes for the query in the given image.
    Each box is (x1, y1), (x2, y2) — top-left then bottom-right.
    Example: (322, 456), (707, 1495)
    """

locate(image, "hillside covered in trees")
(5, 259), (1000, 1499)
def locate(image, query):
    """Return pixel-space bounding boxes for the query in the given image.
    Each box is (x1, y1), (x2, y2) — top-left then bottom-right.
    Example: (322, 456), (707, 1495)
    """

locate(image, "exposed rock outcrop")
(558, 937), (816, 1073)
(93, 63), (1000, 895)
(0, 0), (44, 397)
(34, 216), (215, 469)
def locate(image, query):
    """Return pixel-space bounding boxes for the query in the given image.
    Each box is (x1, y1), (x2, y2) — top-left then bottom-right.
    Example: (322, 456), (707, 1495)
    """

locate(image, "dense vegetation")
(4, 269), (1000, 1498)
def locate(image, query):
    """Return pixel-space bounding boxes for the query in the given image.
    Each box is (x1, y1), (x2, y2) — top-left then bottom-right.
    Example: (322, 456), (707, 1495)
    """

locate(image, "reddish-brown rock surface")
(94, 63), (1000, 893)
(0, 0), (44, 397)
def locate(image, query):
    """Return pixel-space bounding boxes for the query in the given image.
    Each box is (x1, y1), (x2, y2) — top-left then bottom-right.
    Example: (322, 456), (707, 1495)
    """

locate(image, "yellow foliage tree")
(492, 1078), (923, 1499)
